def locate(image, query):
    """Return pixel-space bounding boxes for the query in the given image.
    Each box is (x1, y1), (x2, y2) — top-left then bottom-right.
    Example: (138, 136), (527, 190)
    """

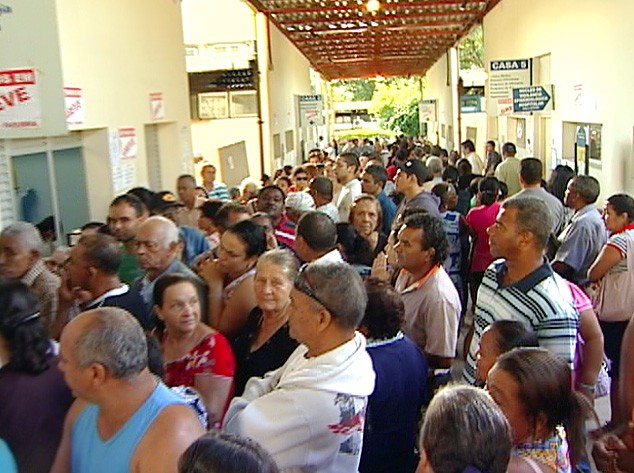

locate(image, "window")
(229, 91), (258, 117)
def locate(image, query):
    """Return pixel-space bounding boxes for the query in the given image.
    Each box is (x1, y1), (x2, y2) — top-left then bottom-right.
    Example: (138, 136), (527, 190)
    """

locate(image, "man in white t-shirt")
(334, 152), (362, 222)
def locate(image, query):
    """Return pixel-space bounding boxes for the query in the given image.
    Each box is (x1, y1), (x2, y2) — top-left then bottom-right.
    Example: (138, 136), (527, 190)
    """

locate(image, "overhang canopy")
(245, 0), (499, 80)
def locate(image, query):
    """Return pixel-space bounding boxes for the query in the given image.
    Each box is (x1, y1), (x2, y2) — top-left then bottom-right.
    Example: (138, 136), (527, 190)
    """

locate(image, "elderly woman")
(154, 273), (235, 428)
(230, 250), (299, 396)
(199, 220), (268, 338)
(347, 194), (387, 267)
(0, 281), (73, 473)
(416, 385), (512, 473)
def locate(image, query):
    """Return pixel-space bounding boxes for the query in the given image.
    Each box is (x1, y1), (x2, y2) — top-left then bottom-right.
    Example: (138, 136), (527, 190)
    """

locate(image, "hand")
(199, 258), (224, 285)
(371, 252), (389, 281)
(593, 434), (626, 472)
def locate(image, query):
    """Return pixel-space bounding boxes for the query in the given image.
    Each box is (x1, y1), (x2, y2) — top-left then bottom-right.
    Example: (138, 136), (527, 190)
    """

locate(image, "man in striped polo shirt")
(463, 197), (578, 385)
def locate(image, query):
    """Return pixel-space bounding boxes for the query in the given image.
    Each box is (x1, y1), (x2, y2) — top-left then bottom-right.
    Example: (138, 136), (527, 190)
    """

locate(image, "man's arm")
(49, 399), (88, 473)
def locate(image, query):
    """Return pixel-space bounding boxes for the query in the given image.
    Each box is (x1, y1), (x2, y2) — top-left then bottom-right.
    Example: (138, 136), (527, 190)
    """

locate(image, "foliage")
(459, 25), (484, 70)
(369, 77), (421, 136)
(331, 79), (376, 102)
(334, 128), (395, 141)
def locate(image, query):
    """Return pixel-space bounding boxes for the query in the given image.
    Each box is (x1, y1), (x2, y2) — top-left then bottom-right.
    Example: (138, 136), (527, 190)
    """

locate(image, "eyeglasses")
(294, 266), (336, 316)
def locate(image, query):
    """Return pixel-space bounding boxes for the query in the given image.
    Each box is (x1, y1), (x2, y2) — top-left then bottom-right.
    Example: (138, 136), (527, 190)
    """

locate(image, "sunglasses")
(294, 266), (336, 317)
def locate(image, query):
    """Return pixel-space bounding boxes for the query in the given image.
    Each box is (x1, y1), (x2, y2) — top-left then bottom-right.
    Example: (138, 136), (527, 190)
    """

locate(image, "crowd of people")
(0, 135), (633, 473)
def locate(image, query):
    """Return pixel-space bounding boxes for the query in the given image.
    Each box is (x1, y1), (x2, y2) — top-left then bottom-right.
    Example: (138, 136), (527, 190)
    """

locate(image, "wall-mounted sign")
(0, 68), (41, 128)
(512, 85), (554, 113)
(149, 92), (164, 121)
(488, 59), (531, 116)
(64, 87), (84, 126)
(419, 99), (437, 121)
(297, 94), (323, 127)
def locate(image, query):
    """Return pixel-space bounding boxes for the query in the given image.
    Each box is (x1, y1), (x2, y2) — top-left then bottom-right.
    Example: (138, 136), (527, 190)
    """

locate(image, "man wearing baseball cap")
(392, 159), (440, 232)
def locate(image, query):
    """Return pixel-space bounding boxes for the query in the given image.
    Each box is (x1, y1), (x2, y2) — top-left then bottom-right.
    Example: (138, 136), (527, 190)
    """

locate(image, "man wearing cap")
(285, 192), (316, 225)
(392, 159), (441, 232)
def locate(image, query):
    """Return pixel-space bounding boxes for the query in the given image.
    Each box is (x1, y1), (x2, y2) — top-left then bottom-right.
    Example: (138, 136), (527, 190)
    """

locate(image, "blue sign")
(512, 86), (553, 112)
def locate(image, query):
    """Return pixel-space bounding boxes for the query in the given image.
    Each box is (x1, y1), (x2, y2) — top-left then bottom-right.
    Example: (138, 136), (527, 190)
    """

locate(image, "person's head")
(564, 175), (600, 210)
(240, 178), (260, 202)
(134, 216), (180, 278)
(58, 308), (148, 399)
(334, 152), (360, 184)
(442, 165), (459, 184)
(426, 156), (443, 177)
(284, 192), (315, 224)
(177, 174), (198, 207)
(486, 140), (496, 154)
(431, 183), (458, 212)
(488, 197), (552, 260)
(46, 246), (71, 276)
(0, 281), (50, 374)
(308, 176), (333, 207)
(487, 348), (595, 464)
(456, 158), (473, 176)
(395, 213), (448, 274)
(198, 200), (224, 235)
(201, 164), (217, 184)
(292, 166), (309, 191)
(290, 262), (367, 350)
(81, 222), (104, 236)
(178, 431), (279, 473)
(546, 165), (575, 203)
(498, 181), (509, 201)
(360, 278), (404, 340)
(501, 142), (516, 158)
(295, 211), (337, 262)
(274, 176), (291, 196)
(519, 158), (543, 187)
(218, 220), (267, 278)
(461, 139), (475, 155)
(256, 186), (285, 223)
(213, 202), (251, 234)
(361, 164), (387, 196)
(108, 194), (146, 243)
(475, 320), (539, 384)
(478, 177), (500, 206)
(417, 385), (512, 473)
(254, 249), (299, 314)
(395, 159), (428, 194)
(307, 148), (323, 164)
(153, 273), (205, 337)
(0, 222), (43, 280)
(349, 194), (382, 238)
(250, 212), (277, 250)
(68, 234), (122, 290)
(604, 193), (634, 233)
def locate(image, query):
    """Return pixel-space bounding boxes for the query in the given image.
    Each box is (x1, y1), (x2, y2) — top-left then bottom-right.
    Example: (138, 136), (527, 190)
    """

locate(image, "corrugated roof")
(245, 0), (500, 79)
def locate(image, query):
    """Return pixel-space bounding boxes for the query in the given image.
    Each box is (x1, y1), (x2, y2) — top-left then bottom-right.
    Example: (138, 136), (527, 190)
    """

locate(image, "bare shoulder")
(147, 403), (205, 439)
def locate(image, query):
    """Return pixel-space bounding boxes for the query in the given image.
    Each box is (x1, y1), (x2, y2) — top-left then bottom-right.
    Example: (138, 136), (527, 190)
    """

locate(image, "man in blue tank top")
(50, 307), (205, 473)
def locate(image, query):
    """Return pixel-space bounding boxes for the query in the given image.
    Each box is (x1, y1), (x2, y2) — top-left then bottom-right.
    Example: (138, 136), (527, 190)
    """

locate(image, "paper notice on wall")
(0, 68), (42, 128)
(149, 92), (164, 121)
(64, 87), (85, 126)
(118, 127), (137, 159)
(109, 128), (137, 192)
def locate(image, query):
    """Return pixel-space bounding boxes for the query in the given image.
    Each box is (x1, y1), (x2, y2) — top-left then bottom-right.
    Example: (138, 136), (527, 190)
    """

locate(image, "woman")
(154, 273), (235, 428)
(0, 281), (73, 473)
(198, 200), (224, 251)
(199, 220), (268, 337)
(487, 348), (596, 473)
(588, 193), (634, 425)
(230, 250), (299, 396)
(416, 385), (512, 473)
(466, 177), (501, 306)
(343, 195), (387, 269)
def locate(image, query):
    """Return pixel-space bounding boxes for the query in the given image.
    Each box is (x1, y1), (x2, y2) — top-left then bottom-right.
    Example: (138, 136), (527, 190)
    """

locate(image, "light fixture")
(366, 0), (380, 13)
(458, 2), (468, 11)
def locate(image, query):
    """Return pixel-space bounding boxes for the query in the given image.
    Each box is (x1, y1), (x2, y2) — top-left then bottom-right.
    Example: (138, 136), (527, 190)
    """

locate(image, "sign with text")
(149, 92), (164, 121)
(419, 99), (437, 121)
(297, 94), (323, 127)
(64, 87), (84, 126)
(488, 59), (531, 116)
(0, 68), (41, 128)
(512, 85), (554, 113)
(118, 127), (137, 160)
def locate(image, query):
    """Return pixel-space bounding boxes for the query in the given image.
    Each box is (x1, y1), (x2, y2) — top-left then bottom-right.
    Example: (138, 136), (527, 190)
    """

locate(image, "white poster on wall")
(109, 128), (137, 192)
(149, 92), (164, 121)
(64, 87), (84, 126)
(488, 59), (531, 116)
(0, 68), (41, 128)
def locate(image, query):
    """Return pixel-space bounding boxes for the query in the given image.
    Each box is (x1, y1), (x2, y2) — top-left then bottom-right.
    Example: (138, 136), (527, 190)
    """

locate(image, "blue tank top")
(71, 382), (184, 473)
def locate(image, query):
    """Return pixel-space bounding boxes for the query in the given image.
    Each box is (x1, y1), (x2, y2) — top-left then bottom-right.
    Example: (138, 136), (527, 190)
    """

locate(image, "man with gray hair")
(552, 175), (606, 285)
(463, 197), (579, 385)
(0, 221), (60, 333)
(422, 156), (444, 192)
(224, 261), (375, 473)
(50, 308), (204, 473)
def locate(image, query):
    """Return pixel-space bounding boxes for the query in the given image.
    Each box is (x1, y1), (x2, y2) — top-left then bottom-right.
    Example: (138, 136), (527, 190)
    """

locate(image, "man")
(514, 158), (566, 235)
(552, 175), (606, 285)
(291, 166), (309, 192)
(175, 174), (201, 228)
(392, 159), (441, 232)
(494, 142), (522, 196)
(130, 216), (200, 315)
(422, 156), (444, 192)
(201, 163), (229, 201)
(334, 152), (363, 222)
(461, 139), (484, 175)
(361, 164), (396, 235)
(108, 194), (147, 284)
(295, 211), (343, 264)
(256, 185), (295, 249)
(484, 140), (502, 176)
(285, 191), (315, 225)
(393, 213), (462, 370)
(463, 197), (579, 385)
(0, 221), (60, 334)
(50, 308), (204, 473)
(58, 234), (151, 331)
(308, 148), (324, 163)
(309, 176), (340, 223)
(224, 262), (375, 472)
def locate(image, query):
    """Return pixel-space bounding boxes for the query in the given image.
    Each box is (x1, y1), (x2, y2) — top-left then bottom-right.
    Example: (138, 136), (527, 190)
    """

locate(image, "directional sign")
(512, 85), (554, 113)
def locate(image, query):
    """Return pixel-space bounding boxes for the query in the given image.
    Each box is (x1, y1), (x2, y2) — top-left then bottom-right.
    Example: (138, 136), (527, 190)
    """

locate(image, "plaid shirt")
(21, 259), (60, 333)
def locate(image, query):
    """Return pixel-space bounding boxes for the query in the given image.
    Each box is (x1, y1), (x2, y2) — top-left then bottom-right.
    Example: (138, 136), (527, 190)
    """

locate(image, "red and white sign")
(0, 68), (41, 128)
(118, 127), (137, 159)
(64, 87), (84, 126)
(149, 92), (164, 121)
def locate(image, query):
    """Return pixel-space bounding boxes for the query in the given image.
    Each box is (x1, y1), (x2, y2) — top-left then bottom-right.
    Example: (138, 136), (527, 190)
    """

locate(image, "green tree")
(331, 79), (376, 101)
(369, 77), (421, 136)
(459, 25), (484, 70)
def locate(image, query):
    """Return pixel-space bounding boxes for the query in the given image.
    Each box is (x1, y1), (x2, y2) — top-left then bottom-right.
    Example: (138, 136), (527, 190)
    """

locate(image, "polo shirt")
(206, 182), (230, 201)
(274, 214), (296, 249)
(394, 265), (462, 359)
(495, 156), (521, 196)
(554, 204), (606, 285)
(463, 260), (579, 384)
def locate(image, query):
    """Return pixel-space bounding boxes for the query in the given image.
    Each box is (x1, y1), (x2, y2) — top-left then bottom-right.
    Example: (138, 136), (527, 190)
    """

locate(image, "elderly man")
(463, 197), (579, 385)
(224, 261), (375, 472)
(334, 152), (363, 222)
(50, 308), (204, 473)
(0, 221), (60, 333)
(108, 194), (147, 284)
(285, 191), (315, 225)
(295, 211), (343, 264)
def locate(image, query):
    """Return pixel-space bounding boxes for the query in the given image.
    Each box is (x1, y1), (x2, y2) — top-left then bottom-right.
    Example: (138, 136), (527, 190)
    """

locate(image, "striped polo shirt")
(463, 259), (579, 384)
